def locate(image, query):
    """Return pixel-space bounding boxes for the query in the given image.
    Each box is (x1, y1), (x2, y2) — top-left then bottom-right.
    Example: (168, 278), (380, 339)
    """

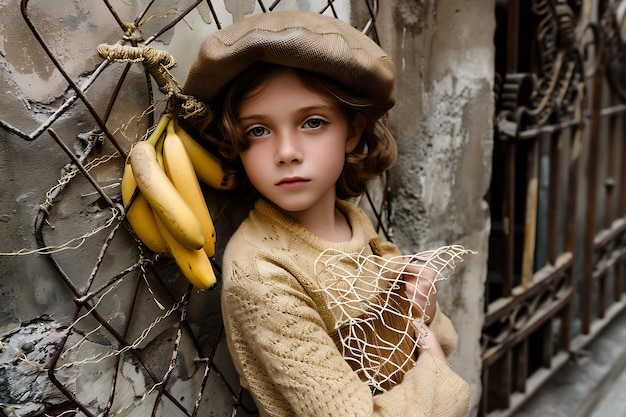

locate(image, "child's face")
(237, 69), (360, 217)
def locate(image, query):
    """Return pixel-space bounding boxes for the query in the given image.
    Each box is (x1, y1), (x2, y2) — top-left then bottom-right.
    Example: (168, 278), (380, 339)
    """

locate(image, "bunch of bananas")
(121, 113), (234, 291)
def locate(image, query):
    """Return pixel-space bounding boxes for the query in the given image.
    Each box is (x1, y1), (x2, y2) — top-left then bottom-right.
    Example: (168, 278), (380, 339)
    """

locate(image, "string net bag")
(314, 244), (473, 393)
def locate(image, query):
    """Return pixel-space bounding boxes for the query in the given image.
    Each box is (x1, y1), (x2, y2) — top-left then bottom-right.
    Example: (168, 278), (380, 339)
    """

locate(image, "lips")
(277, 177), (309, 187)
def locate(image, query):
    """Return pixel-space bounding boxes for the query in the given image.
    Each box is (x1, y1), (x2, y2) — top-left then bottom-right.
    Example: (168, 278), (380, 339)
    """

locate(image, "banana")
(121, 162), (168, 254)
(155, 131), (165, 169)
(163, 119), (217, 258)
(154, 214), (217, 290)
(129, 140), (205, 250)
(120, 114), (171, 254)
(173, 118), (236, 190)
(146, 113), (172, 146)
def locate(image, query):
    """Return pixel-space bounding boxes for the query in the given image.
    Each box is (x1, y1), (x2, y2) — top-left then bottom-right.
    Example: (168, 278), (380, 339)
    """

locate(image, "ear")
(345, 113), (366, 153)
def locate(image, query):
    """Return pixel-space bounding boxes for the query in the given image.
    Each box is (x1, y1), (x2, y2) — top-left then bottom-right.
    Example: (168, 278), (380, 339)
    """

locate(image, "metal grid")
(0, 1), (388, 416)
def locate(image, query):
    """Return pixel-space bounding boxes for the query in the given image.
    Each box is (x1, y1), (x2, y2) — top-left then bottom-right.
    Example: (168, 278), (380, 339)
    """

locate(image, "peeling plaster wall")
(380, 1), (493, 415)
(0, 1), (492, 416)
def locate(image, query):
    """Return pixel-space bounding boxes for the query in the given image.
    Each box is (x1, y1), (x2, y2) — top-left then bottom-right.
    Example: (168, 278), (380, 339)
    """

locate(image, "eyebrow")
(238, 104), (338, 122)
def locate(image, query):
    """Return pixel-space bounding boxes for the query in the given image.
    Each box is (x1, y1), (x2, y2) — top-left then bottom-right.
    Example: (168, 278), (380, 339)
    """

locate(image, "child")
(181, 10), (470, 417)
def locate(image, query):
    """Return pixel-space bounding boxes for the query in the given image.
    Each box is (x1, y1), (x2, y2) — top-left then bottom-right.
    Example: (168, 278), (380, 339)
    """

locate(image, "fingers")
(412, 322), (446, 361)
(403, 262), (436, 280)
(403, 263), (438, 321)
(403, 263), (437, 297)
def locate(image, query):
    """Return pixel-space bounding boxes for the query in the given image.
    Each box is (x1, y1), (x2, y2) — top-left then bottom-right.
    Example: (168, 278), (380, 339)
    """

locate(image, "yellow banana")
(154, 214), (217, 291)
(155, 131), (165, 169)
(173, 118), (236, 190)
(129, 140), (205, 250)
(163, 119), (217, 258)
(146, 113), (172, 146)
(121, 163), (167, 255)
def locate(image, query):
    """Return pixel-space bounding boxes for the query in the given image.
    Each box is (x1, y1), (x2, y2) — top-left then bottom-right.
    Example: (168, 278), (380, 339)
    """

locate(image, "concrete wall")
(0, 1), (493, 416)
(380, 1), (493, 414)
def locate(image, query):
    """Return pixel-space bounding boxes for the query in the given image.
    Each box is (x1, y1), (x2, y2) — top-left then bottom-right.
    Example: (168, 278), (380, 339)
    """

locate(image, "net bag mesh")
(314, 244), (472, 392)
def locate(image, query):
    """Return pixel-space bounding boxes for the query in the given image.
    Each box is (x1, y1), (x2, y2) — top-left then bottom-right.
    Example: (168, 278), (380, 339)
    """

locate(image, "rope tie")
(97, 41), (209, 117)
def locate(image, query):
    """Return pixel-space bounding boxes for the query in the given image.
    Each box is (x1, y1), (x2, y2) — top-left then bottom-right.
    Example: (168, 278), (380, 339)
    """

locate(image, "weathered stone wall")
(0, 1), (493, 416)
(380, 2), (493, 414)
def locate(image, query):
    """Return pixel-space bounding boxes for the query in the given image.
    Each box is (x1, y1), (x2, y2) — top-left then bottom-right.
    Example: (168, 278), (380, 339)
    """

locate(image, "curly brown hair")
(181, 62), (397, 200)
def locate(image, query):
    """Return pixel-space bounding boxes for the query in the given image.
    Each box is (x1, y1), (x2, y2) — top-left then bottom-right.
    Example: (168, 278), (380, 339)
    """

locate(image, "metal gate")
(483, 0), (626, 415)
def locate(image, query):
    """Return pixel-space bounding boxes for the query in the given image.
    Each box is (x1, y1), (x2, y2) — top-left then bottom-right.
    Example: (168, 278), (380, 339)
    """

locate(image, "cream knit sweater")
(221, 198), (470, 417)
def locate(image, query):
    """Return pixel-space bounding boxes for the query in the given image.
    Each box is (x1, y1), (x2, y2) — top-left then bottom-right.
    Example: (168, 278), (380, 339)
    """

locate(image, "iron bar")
(47, 128), (117, 209)
(546, 131), (560, 265)
(21, 0), (126, 157)
(582, 25), (604, 334)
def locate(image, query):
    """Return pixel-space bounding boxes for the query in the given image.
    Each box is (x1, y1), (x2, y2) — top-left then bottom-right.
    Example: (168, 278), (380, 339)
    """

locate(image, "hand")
(403, 263), (438, 323)
(413, 322), (446, 361)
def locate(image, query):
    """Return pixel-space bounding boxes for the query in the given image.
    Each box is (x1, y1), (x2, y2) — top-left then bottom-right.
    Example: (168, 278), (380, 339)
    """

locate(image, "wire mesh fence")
(0, 1), (388, 416)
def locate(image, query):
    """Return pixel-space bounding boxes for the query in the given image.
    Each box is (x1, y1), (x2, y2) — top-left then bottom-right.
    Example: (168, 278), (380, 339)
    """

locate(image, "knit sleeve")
(222, 260), (470, 417)
(373, 351), (471, 416)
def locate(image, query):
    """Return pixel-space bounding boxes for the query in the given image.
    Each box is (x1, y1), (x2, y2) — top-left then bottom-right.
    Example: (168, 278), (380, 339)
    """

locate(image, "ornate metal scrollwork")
(601, 0), (626, 102)
(481, 265), (570, 354)
(496, 0), (585, 138)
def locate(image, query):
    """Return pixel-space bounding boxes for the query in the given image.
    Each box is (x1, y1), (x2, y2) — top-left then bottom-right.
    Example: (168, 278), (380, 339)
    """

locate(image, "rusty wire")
(2, 1), (387, 416)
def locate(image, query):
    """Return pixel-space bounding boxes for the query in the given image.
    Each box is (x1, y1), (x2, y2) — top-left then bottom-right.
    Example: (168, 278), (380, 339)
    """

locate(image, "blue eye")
(247, 126), (269, 138)
(303, 118), (326, 129)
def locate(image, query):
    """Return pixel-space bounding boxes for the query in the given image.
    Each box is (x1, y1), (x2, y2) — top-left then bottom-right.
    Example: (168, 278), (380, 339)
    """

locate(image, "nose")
(275, 132), (302, 165)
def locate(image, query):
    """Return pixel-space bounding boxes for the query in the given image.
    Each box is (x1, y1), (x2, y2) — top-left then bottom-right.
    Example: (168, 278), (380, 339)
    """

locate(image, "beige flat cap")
(183, 10), (395, 119)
